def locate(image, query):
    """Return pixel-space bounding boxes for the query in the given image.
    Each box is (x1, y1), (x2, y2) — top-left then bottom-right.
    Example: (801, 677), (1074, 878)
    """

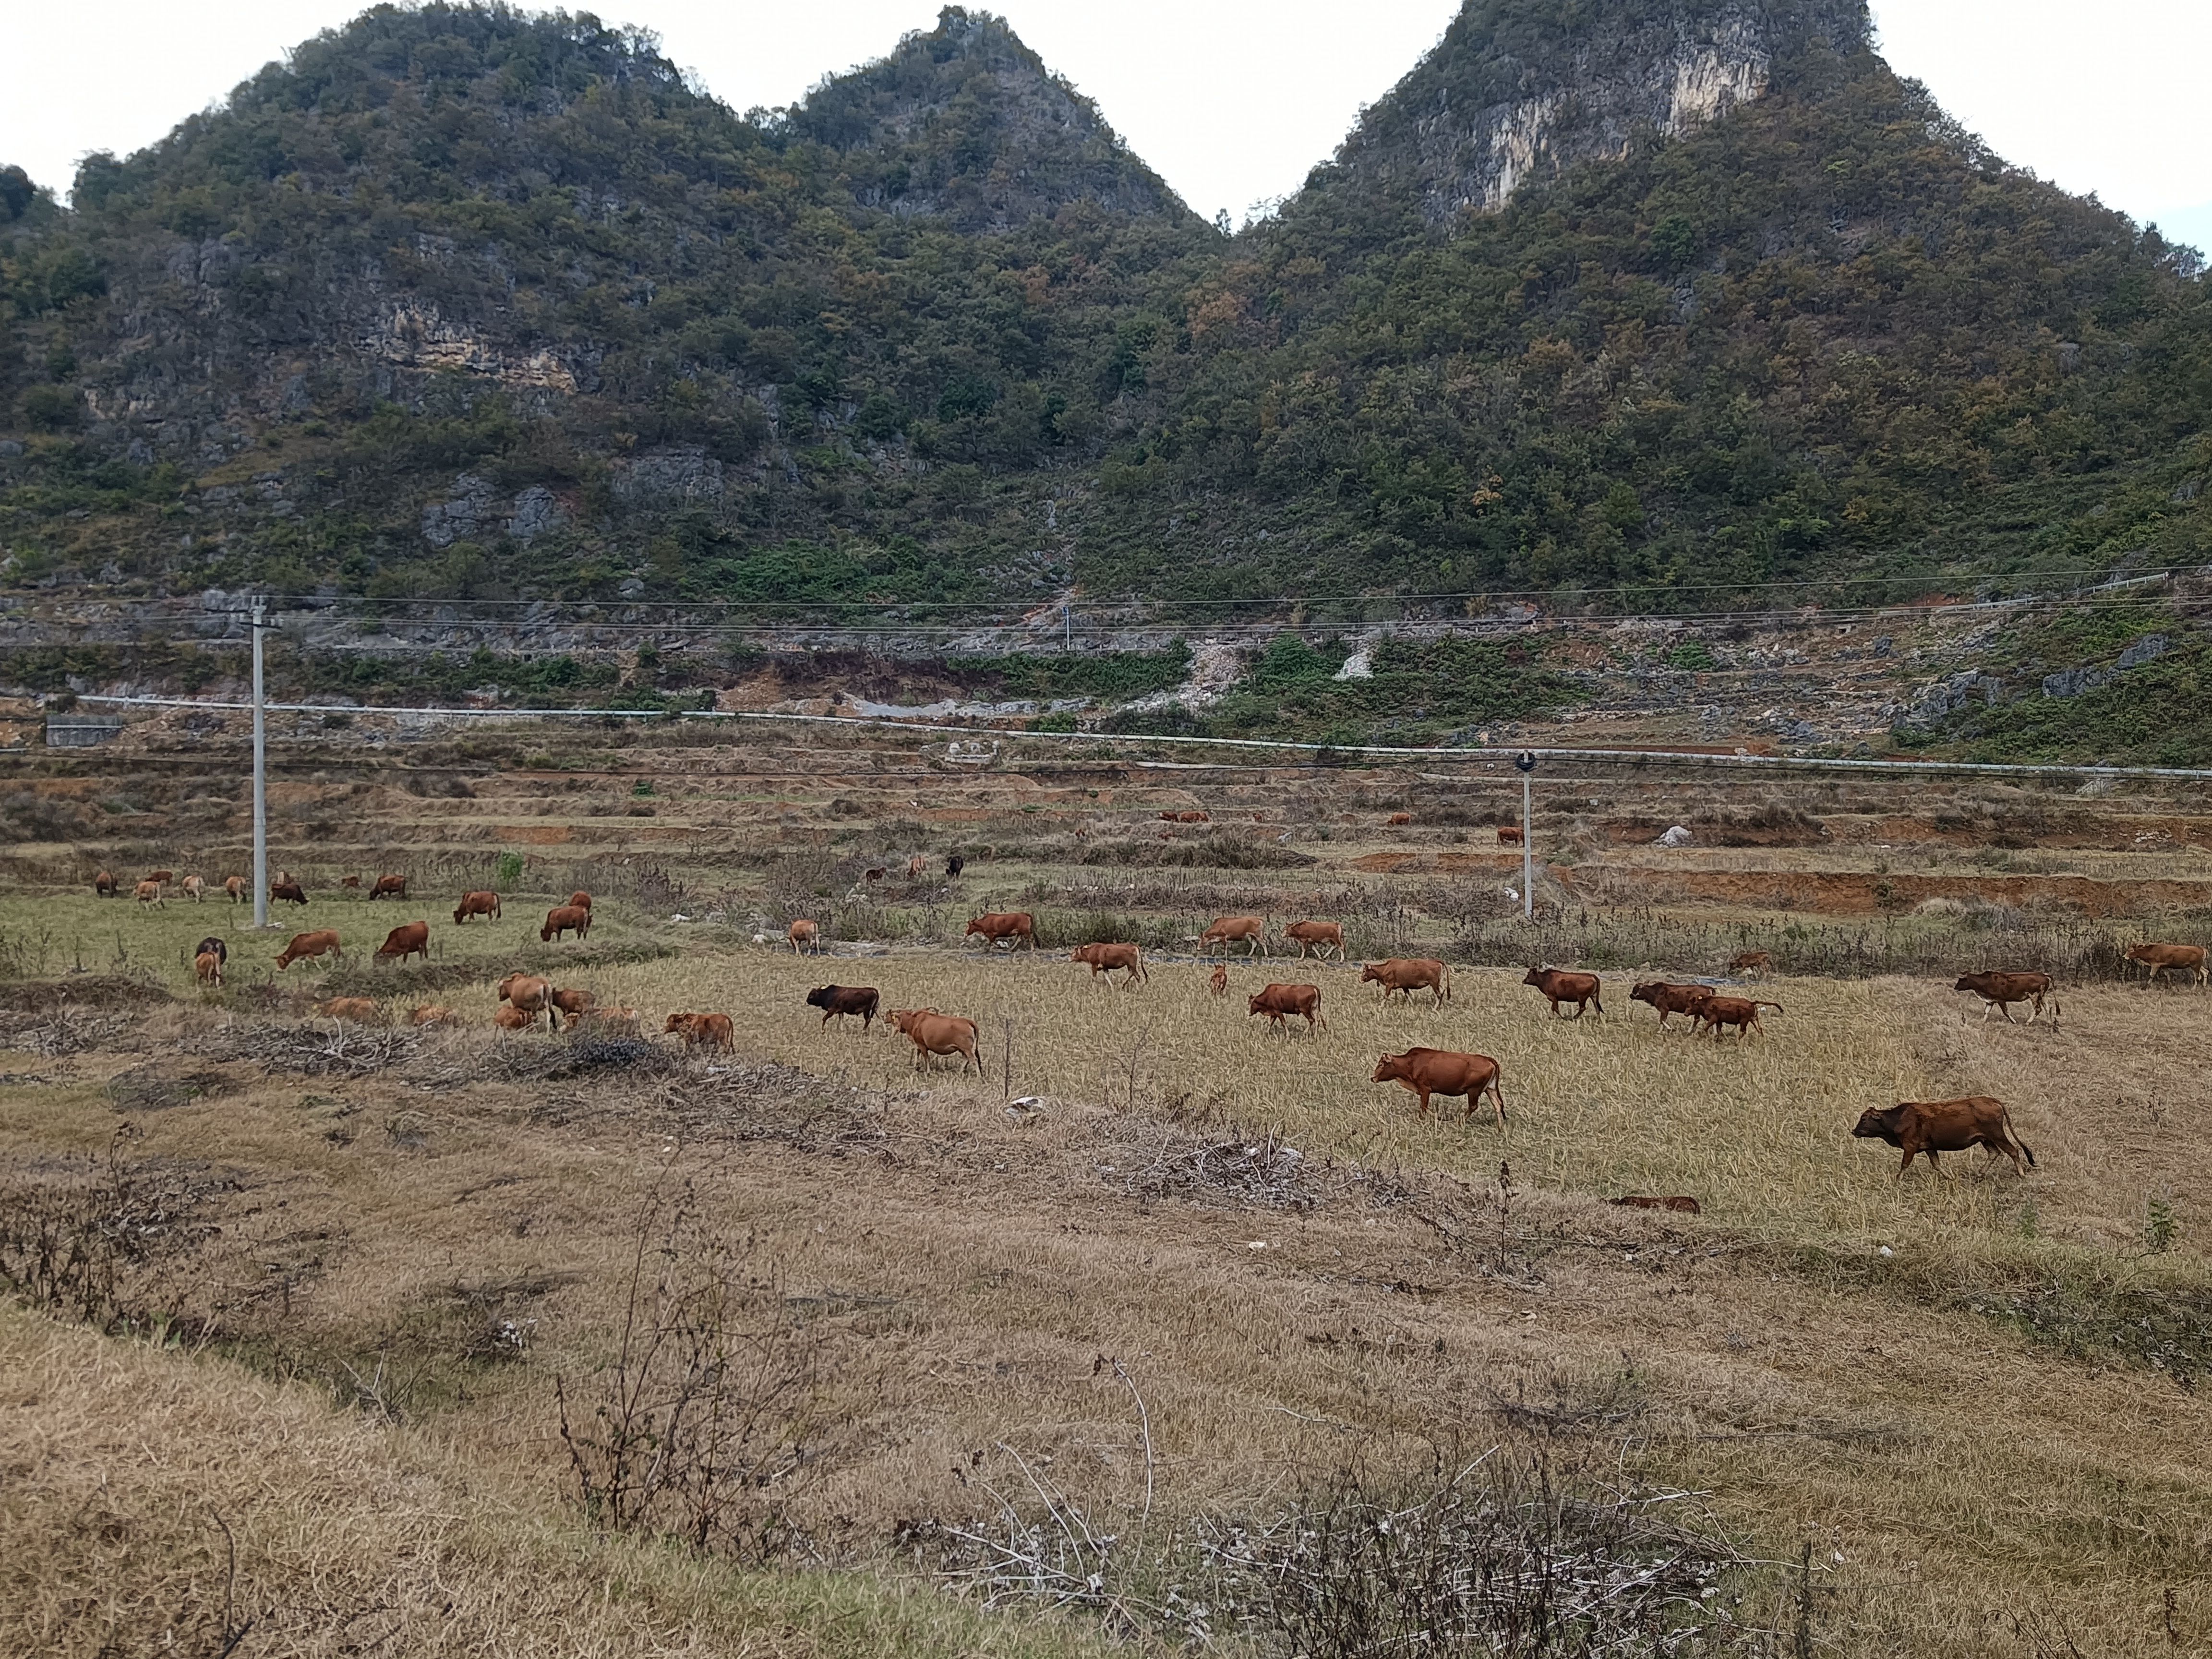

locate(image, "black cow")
(805, 984), (880, 1030)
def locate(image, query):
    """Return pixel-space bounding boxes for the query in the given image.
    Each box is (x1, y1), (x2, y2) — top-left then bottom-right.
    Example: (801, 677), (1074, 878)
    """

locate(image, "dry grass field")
(5, 729), (2212, 1658)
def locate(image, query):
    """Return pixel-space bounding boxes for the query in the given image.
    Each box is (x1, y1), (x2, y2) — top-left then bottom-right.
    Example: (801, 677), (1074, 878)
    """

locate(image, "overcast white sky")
(8, 1), (2210, 251)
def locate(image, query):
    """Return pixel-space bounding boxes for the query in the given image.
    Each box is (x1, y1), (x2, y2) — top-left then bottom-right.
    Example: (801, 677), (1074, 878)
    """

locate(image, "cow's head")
(1247, 994), (1267, 1015)
(1851, 1104), (1909, 1142)
(663, 1012), (693, 1034)
(1522, 967), (1549, 987)
(1950, 975), (1982, 994)
(1358, 964), (1382, 983)
(805, 986), (836, 1008)
(1371, 1054), (1409, 1084)
(1629, 981), (1659, 1004)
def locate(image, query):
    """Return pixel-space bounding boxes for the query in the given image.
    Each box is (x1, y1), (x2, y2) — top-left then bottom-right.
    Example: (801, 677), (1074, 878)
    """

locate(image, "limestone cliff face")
(1327, 0), (1869, 224)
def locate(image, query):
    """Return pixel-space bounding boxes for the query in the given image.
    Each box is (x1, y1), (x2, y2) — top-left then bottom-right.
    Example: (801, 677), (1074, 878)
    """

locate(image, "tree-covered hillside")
(0, 0), (2205, 617)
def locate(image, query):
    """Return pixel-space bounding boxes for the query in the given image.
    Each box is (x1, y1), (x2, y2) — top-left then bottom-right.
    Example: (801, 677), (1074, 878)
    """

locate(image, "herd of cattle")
(98, 865), (2212, 1184)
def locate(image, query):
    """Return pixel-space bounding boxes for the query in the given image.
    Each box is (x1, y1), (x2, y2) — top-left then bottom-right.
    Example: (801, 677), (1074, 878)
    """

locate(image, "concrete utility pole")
(1063, 603), (1071, 652)
(1515, 749), (1536, 921)
(251, 597), (268, 930)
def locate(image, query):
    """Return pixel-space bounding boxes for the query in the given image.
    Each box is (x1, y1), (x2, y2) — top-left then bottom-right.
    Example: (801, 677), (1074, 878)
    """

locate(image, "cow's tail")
(1440, 963), (1453, 1003)
(1757, 1000), (1785, 1013)
(2002, 1105), (2036, 1169)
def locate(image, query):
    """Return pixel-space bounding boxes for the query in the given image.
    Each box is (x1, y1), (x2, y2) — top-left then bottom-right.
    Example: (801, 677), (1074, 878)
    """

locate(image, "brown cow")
(549, 987), (597, 1022)
(1248, 982), (1325, 1034)
(663, 1010), (735, 1051)
(274, 930), (343, 971)
(1611, 1195), (1704, 1214)
(1524, 966), (1602, 1018)
(864, 866), (887, 883)
(410, 1004), (459, 1027)
(963, 912), (1035, 951)
(568, 890), (592, 911)
(194, 936), (227, 968)
(145, 869), (174, 886)
(888, 1009), (980, 1072)
(1360, 958), (1452, 1006)
(1728, 950), (1773, 977)
(369, 874), (408, 901)
(180, 875), (205, 902)
(1629, 981), (1711, 1031)
(1202, 916), (1267, 958)
(1372, 1047), (1505, 1124)
(1158, 811), (1180, 822)
(788, 918), (820, 954)
(493, 1004), (533, 1032)
(270, 880), (309, 906)
(341, 875), (361, 890)
(1953, 971), (2057, 1026)
(1209, 963), (1228, 997)
(454, 890), (501, 924)
(498, 972), (560, 1032)
(908, 855), (926, 878)
(1386, 812), (1412, 826)
(805, 985), (880, 1029)
(193, 950), (223, 988)
(1497, 825), (1525, 846)
(225, 876), (247, 903)
(93, 870), (119, 897)
(313, 997), (380, 1024)
(373, 921), (431, 966)
(1177, 810), (1210, 824)
(541, 905), (592, 943)
(1852, 1096), (2035, 1179)
(1285, 920), (1346, 962)
(2125, 942), (2208, 988)
(1072, 942), (1148, 987)
(1691, 995), (1783, 1039)
(134, 879), (164, 908)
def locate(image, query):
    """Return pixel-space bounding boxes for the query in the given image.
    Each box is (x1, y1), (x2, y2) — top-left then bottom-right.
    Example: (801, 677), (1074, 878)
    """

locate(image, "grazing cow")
(94, 870), (119, 897)
(1497, 825), (1525, 846)
(1158, 811), (1180, 822)
(788, 918), (820, 954)
(1386, 812), (1412, 826)
(1523, 966), (1602, 1018)
(570, 1005), (640, 1035)
(1285, 920), (1346, 962)
(493, 1004), (533, 1032)
(369, 874), (408, 900)
(1953, 971), (2057, 1026)
(410, 1005), (459, 1027)
(1852, 1096), (2035, 1179)
(945, 854), (966, 878)
(1177, 810), (1209, 824)
(1611, 1195), (1702, 1214)
(1071, 942), (1148, 987)
(1202, 916), (1267, 958)
(887, 1008), (980, 1072)
(181, 875), (204, 902)
(314, 998), (380, 1024)
(194, 937), (227, 968)
(1691, 995), (1783, 1039)
(1209, 963), (1228, 997)
(1371, 1047), (1505, 1123)
(193, 950), (222, 988)
(497, 972), (559, 1031)
(1629, 981), (1711, 1031)
(225, 876), (247, 903)
(1728, 950), (1773, 977)
(541, 905), (592, 944)
(270, 880), (309, 906)
(548, 987), (596, 1022)
(454, 890), (501, 925)
(1360, 958), (1452, 1006)
(373, 921), (431, 966)
(805, 985), (880, 1029)
(2125, 942), (2208, 988)
(864, 866), (887, 883)
(568, 891), (592, 911)
(963, 912), (1036, 951)
(908, 855), (926, 878)
(341, 875), (361, 890)
(274, 930), (343, 971)
(664, 1011), (736, 1051)
(134, 879), (164, 908)
(1248, 982), (1325, 1034)
(145, 869), (174, 886)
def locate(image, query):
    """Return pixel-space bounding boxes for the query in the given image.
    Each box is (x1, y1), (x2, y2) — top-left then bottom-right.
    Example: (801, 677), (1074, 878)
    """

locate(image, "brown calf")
(1523, 965), (1602, 1018)
(1209, 963), (1228, 997)
(369, 874), (408, 900)
(1386, 812), (1412, 826)
(664, 1011), (736, 1051)
(94, 870), (120, 897)
(193, 950), (223, 988)
(1285, 920), (1346, 962)
(374, 921), (431, 965)
(341, 875), (361, 890)
(1853, 1096), (2035, 1178)
(493, 1005), (533, 1032)
(1371, 1047), (1505, 1124)
(314, 998), (380, 1024)
(549, 987), (596, 1022)
(1072, 941), (1148, 987)
(274, 930), (342, 971)
(541, 905), (592, 943)
(1727, 950), (1772, 976)
(1692, 995), (1783, 1038)
(497, 973), (560, 1032)
(181, 875), (205, 902)
(787, 918), (820, 954)
(1202, 915), (1267, 957)
(1953, 971), (2057, 1026)
(225, 876), (247, 903)
(888, 1009), (980, 1072)
(1360, 958), (1452, 1005)
(145, 869), (174, 886)
(963, 912), (1035, 951)
(134, 879), (165, 908)
(270, 880), (309, 906)
(2125, 942), (2208, 988)
(410, 1005), (459, 1028)
(454, 890), (501, 924)
(1497, 825), (1525, 846)
(1248, 982), (1325, 1034)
